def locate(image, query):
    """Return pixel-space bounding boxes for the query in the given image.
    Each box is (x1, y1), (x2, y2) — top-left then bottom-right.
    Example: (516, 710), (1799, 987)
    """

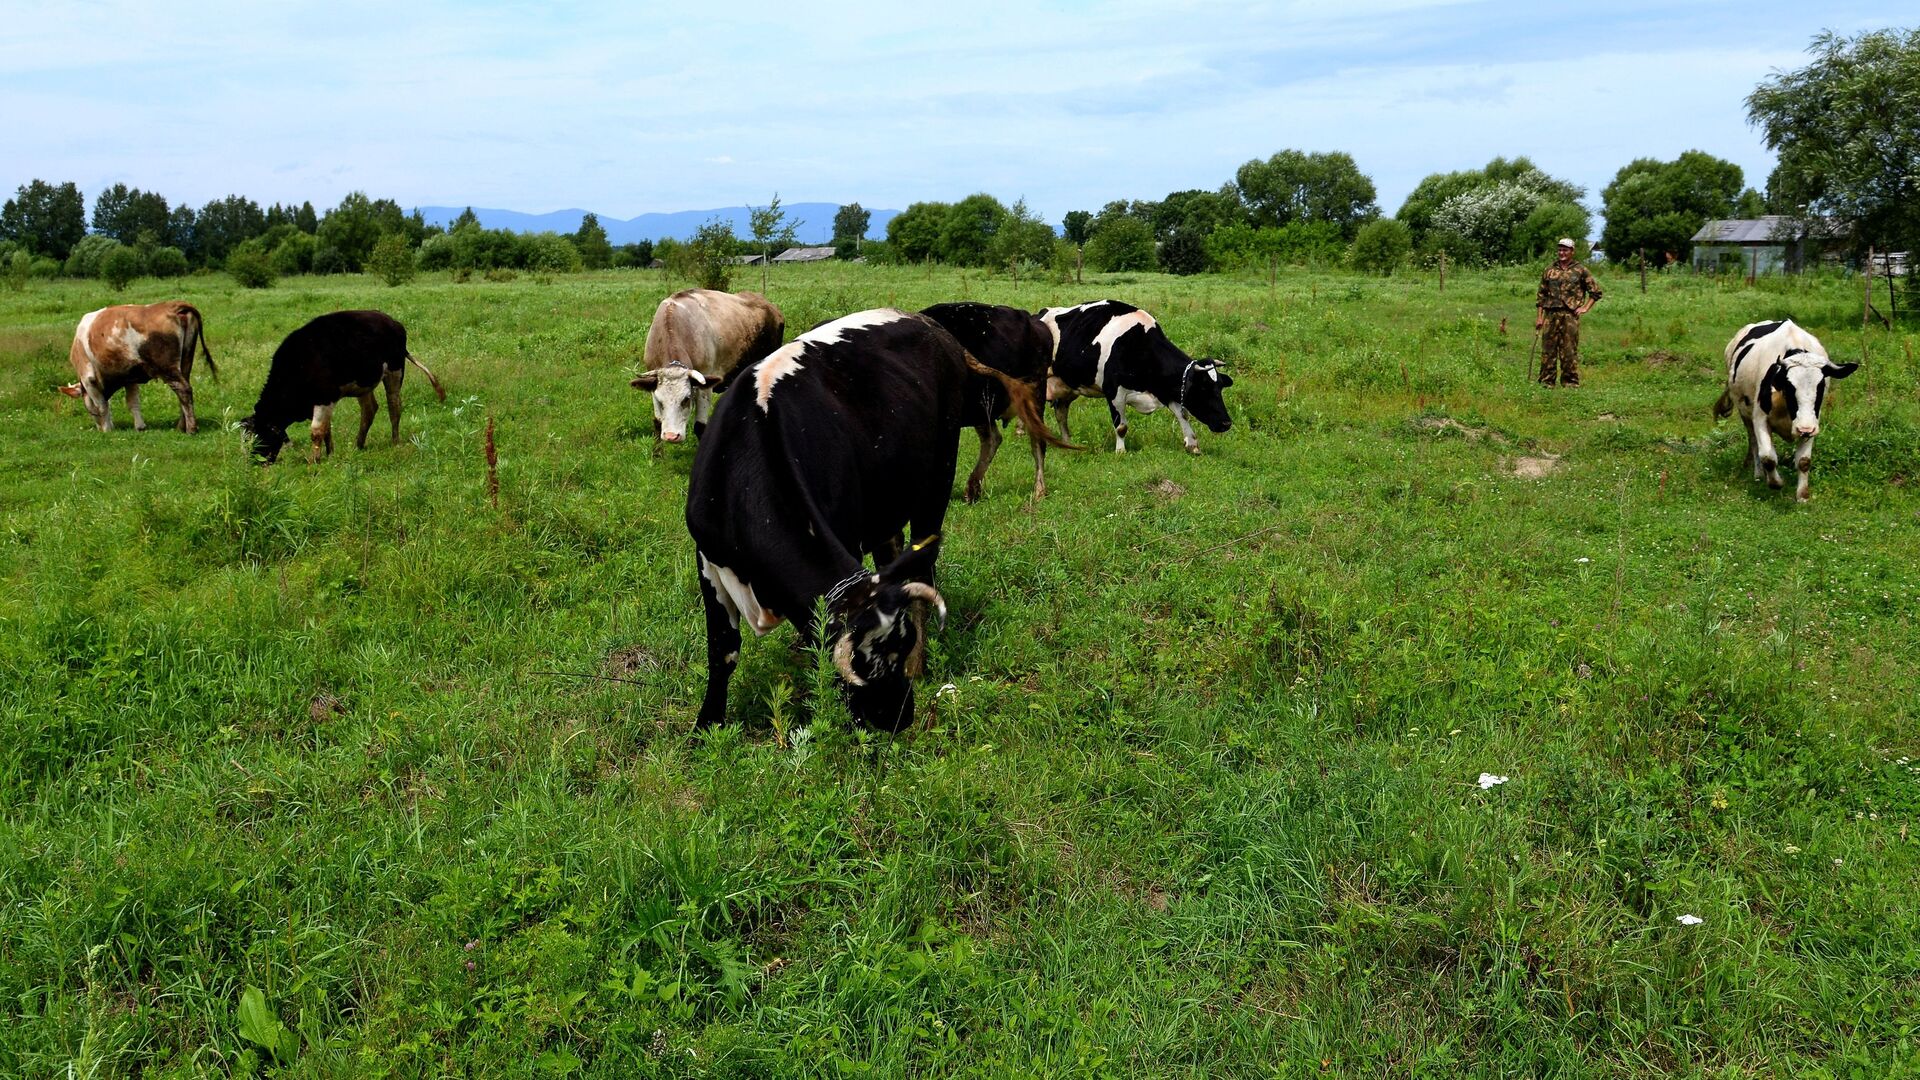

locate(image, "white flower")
(1676, 914), (1703, 926)
(936, 683), (957, 698)
(1477, 773), (1509, 790)
(1783, 844), (1801, 855)
(1575, 557), (1591, 564)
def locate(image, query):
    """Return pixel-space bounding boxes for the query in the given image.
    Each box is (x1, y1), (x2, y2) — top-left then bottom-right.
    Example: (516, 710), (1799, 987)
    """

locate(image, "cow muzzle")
(1793, 423), (1818, 438)
(660, 430), (685, 443)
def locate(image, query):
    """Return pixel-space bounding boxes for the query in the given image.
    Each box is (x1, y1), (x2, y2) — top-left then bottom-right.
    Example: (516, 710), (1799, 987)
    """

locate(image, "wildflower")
(1575, 557), (1590, 564)
(1832, 858), (1844, 866)
(1449, 728), (1463, 736)
(1676, 914), (1703, 926)
(936, 682), (958, 698)
(1783, 844), (1801, 855)
(1477, 773), (1509, 790)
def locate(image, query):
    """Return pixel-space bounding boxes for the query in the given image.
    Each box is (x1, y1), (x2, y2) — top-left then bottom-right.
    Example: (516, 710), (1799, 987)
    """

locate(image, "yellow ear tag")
(911, 534), (940, 552)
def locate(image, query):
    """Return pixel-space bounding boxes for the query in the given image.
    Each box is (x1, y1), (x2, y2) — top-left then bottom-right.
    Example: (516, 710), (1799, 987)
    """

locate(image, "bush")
(311, 245), (350, 275)
(1085, 216), (1156, 272)
(367, 233), (416, 286)
(670, 218), (736, 290)
(3, 250), (29, 292)
(416, 233), (456, 272)
(523, 233), (583, 274)
(30, 257), (60, 279)
(227, 246), (277, 288)
(64, 234), (124, 278)
(483, 267), (518, 283)
(1352, 218), (1413, 274)
(270, 232), (315, 275)
(101, 245), (145, 290)
(146, 246), (188, 278)
(1158, 229), (1209, 275)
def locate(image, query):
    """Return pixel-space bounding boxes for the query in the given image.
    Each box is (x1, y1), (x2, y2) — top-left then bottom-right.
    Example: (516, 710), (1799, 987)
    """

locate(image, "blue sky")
(2, 1), (1893, 227)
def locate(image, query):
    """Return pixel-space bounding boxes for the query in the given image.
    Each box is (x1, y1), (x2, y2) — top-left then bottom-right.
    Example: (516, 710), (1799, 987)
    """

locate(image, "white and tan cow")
(630, 289), (784, 443)
(1712, 319), (1857, 502)
(62, 302), (217, 433)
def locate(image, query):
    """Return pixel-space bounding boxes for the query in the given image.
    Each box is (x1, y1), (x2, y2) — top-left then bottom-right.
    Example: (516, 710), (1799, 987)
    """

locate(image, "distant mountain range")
(412, 203), (898, 245)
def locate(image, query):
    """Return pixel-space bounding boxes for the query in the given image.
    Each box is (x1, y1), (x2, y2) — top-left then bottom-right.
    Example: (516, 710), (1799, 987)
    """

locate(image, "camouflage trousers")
(1539, 311), (1581, 386)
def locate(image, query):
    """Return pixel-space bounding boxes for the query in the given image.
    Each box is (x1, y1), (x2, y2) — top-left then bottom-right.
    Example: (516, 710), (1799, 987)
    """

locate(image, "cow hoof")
(1185, 443), (1202, 456)
(963, 484), (982, 504)
(1767, 475), (1783, 490)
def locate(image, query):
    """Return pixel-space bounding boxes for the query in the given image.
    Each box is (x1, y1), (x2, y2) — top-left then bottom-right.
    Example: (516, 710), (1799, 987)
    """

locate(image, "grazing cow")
(1041, 300), (1234, 454)
(686, 309), (1058, 730)
(240, 310), (445, 463)
(919, 301), (1062, 501)
(630, 289), (784, 443)
(1713, 319), (1857, 502)
(62, 302), (217, 433)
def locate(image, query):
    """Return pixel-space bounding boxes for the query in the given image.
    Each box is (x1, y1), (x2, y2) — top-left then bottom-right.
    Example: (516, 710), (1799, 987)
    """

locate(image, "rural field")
(2, 261), (1918, 1077)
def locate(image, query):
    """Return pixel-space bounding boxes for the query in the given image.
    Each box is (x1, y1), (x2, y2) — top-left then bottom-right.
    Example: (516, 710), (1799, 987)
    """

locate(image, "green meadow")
(1, 261), (1917, 1077)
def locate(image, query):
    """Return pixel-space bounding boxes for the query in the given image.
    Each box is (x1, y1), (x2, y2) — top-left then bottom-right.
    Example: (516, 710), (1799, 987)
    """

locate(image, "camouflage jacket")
(1537, 261), (1601, 311)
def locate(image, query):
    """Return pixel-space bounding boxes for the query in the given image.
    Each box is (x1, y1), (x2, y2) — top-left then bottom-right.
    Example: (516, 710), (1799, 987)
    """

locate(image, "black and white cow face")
(1759, 356), (1857, 439)
(631, 362), (707, 442)
(827, 538), (947, 732)
(1180, 359), (1234, 433)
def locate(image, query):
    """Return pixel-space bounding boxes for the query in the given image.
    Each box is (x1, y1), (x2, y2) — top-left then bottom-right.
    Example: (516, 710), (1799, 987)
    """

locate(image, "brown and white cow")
(630, 289), (784, 442)
(62, 302), (217, 433)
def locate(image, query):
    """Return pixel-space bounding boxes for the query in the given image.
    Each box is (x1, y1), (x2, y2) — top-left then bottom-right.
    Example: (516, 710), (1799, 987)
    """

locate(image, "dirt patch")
(1643, 350), (1686, 369)
(1511, 454), (1563, 479)
(309, 692), (345, 723)
(1148, 478), (1187, 501)
(1595, 413), (1618, 421)
(605, 644), (662, 676)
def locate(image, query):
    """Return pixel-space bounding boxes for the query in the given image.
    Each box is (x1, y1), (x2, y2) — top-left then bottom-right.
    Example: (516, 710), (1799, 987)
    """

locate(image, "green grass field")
(2, 262), (1917, 1077)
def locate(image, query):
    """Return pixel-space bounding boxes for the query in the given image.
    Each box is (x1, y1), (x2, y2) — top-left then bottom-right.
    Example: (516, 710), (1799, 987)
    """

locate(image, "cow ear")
(57, 382), (83, 398)
(1824, 361), (1859, 380)
(687, 369), (708, 386)
(878, 534), (941, 586)
(631, 372), (659, 389)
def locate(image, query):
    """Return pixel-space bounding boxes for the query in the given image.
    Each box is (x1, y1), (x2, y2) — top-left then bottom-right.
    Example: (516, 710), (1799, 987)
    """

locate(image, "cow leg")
(693, 386), (713, 440)
(1051, 398), (1073, 444)
(695, 555), (742, 728)
(1793, 436), (1814, 503)
(1742, 416), (1757, 475)
(125, 383), (146, 432)
(383, 370), (404, 444)
(163, 376), (197, 434)
(964, 422), (1001, 503)
(1030, 433), (1047, 500)
(1108, 397), (1129, 453)
(355, 392), (378, 449)
(1751, 410), (1781, 489)
(1170, 404), (1202, 455)
(81, 378), (113, 432)
(310, 403), (335, 462)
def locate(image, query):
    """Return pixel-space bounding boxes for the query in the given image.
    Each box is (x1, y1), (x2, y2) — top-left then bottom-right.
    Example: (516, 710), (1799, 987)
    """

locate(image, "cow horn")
(832, 633), (865, 686)
(900, 582), (947, 628)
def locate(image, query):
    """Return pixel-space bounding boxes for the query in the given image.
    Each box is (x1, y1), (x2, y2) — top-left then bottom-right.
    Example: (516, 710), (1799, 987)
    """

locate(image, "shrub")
(311, 245), (350, 275)
(270, 232), (315, 275)
(64, 234), (124, 278)
(671, 218), (735, 290)
(415, 233), (456, 272)
(484, 267), (518, 283)
(29, 257), (60, 279)
(100, 245), (144, 290)
(1352, 218), (1413, 274)
(227, 246), (276, 288)
(3, 250), (28, 291)
(1158, 229), (1209, 275)
(1085, 216), (1156, 272)
(367, 233), (416, 286)
(146, 246), (188, 278)
(523, 233), (582, 274)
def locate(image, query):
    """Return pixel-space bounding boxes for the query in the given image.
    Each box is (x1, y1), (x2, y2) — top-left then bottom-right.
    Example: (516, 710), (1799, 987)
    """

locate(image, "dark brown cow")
(919, 302), (1062, 501)
(630, 289), (784, 442)
(62, 302), (217, 432)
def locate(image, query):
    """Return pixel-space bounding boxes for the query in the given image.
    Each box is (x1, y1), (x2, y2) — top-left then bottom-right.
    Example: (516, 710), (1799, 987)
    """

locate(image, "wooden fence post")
(1639, 249), (1647, 293)
(1438, 251), (1446, 292)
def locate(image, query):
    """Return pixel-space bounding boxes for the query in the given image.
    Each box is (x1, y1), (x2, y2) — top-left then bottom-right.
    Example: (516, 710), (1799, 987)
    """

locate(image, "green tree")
(64, 235), (123, 278)
(1234, 150), (1379, 239)
(192, 195), (266, 265)
(938, 193), (1007, 267)
(1510, 201), (1591, 262)
(1351, 218), (1413, 274)
(1747, 28), (1920, 259)
(146, 246), (188, 278)
(748, 194), (800, 291)
(1061, 210), (1093, 245)
(886, 202), (949, 263)
(1084, 215), (1156, 272)
(100, 245), (144, 290)
(317, 192), (408, 271)
(270, 231), (316, 275)
(452, 206), (481, 231)
(227, 241), (277, 288)
(524, 233), (583, 274)
(294, 201), (319, 233)
(1, 180), (87, 259)
(1396, 156), (1584, 252)
(92, 184), (173, 246)
(832, 203), (871, 246)
(368, 233), (416, 285)
(573, 212), (612, 270)
(986, 198), (1056, 276)
(1599, 151), (1747, 264)
(673, 217), (736, 290)
(1151, 186), (1245, 241)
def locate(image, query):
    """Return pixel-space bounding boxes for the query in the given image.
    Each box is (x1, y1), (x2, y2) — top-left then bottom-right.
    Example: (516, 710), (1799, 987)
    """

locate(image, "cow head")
(826, 536), (947, 731)
(1180, 359), (1235, 433)
(237, 415), (288, 462)
(631, 361), (708, 442)
(1759, 353), (1857, 438)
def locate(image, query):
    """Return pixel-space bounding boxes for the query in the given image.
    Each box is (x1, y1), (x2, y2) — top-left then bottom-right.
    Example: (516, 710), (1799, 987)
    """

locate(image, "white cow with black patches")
(1040, 300), (1233, 454)
(1713, 319), (1857, 502)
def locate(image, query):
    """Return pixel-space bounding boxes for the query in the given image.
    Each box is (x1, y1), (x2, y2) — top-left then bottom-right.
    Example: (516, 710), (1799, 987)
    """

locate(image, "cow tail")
(177, 303), (217, 381)
(196, 315), (218, 381)
(1712, 387), (1733, 419)
(963, 352), (1076, 451)
(408, 353), (448, 401)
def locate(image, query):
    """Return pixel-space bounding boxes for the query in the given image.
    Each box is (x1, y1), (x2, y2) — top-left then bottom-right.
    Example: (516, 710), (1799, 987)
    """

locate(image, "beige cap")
(1556, 238), (1575, 249)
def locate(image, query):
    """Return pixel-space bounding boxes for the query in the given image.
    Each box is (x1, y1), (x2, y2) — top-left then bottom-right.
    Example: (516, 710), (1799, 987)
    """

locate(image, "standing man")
(1535, 238), (1602, 387)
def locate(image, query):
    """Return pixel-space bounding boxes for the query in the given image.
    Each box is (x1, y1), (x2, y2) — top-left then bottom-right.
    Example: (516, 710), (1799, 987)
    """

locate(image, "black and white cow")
(919, 301), (1063, 501)
(1712, 319), (1857, 502)
(1041, 300), (1233, 454)
(685, 309), (1053, 730)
